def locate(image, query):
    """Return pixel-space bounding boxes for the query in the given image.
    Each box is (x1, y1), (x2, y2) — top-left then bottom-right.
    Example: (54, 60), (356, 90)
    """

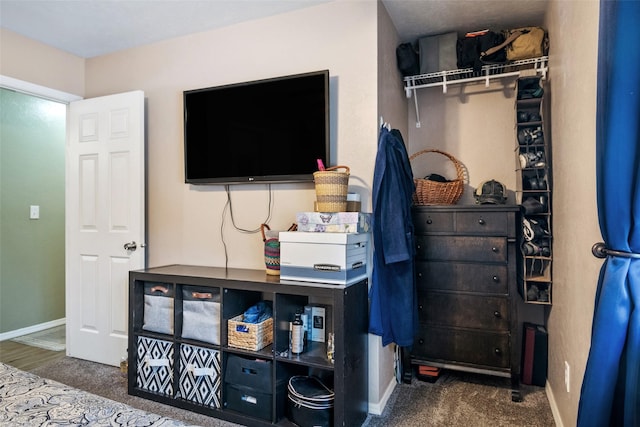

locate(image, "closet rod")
(592, 242), (640, 259)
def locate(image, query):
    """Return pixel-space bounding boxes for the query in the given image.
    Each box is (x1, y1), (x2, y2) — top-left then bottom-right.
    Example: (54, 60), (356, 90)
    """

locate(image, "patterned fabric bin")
(176, 344), (221, 408)
(136, 336), (174, 396)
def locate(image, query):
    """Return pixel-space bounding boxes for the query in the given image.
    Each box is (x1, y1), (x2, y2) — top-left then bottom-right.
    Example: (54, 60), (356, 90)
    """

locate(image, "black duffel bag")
(457, 30), (507, 71)
(396, 42), (419, 77)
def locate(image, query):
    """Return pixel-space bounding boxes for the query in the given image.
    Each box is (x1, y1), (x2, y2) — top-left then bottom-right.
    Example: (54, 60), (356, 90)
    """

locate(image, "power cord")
(220, 184), (274, 270)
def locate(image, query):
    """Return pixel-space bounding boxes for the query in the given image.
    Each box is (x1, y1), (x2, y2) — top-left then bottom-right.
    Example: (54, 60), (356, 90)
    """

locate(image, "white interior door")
(66, 90), (145, 366)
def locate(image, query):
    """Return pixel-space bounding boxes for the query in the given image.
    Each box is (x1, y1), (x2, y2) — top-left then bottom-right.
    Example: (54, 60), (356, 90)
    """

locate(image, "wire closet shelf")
(403, 56), (549, 128)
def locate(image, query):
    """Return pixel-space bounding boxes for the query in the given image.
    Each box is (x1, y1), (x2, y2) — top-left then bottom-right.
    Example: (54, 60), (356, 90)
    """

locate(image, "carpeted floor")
(31, 356), (555, 427)
(363, 370), (555, 427)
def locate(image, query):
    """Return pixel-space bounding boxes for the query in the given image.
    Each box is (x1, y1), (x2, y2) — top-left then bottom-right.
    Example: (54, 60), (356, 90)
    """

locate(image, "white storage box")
(279, 232), (368, 285)
(296, 212), (371, 233)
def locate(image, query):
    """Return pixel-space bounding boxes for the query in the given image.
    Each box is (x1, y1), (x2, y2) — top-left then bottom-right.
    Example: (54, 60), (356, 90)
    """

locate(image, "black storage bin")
(224, 381), (286, 422)
(225, 354), (272, 392)
(287, 376), (334, 427)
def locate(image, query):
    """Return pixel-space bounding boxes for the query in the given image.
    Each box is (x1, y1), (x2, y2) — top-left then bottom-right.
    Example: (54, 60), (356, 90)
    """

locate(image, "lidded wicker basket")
(410, 149), (464, 205)
(313, 166), (350, 212)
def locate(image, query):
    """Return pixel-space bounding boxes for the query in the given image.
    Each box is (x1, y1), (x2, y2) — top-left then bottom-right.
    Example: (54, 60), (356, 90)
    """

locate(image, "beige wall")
(545, 1), (601, 425)
(82, 0), (392, 411)
(0, 28), (85, 97)
(85, 0), (378, 271)
(407, 83), (519, 204)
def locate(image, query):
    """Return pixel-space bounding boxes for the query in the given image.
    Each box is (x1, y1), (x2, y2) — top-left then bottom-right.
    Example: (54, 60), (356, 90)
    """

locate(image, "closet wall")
(545, 1), (600, 426)
(373, 1), (409, 413)
(406, 84), (517, 204)
(396, 1), (602, 426)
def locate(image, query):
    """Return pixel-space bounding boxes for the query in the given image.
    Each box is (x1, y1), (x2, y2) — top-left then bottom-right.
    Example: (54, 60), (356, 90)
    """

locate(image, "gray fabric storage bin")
(418, 32), (458, 74)
(181, 287), (221, 345)
(142, 283), (174, 335)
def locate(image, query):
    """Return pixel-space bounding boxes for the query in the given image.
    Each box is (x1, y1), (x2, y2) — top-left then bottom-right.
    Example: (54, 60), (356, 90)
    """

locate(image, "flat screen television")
(184, 70), (329, 185)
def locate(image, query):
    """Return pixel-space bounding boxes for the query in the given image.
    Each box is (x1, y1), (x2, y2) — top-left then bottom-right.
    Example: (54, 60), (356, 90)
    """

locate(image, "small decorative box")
(295, 212), (371, 233)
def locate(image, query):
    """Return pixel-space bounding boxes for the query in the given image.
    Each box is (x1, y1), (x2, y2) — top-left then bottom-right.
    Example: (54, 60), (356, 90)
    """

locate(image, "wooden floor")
(0, 339), (66, 371)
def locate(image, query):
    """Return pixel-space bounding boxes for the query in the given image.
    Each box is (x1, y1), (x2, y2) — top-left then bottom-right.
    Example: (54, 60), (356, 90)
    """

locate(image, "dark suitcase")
(418, 32), (457, 74)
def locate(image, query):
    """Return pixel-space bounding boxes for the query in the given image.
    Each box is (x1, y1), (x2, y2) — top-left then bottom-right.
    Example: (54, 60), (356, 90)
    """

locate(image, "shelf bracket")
(413, 88), (421, 128)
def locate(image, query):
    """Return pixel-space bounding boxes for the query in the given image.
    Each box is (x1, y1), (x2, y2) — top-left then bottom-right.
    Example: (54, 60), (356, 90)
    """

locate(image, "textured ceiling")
(383, 0), (548, 42)
(0, 0), (548, 59)
(0, 0), (330, 58)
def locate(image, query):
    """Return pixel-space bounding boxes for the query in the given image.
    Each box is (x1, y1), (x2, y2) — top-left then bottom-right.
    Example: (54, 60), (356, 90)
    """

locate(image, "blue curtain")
(577, 1), (640, 426)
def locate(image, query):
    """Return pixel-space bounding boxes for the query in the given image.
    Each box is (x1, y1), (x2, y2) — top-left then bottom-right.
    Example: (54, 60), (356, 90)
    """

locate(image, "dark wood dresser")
(407, 205), (523, 401)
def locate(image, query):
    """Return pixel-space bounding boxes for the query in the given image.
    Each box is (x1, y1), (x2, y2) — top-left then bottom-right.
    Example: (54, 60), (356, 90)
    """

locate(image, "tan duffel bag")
(504, 27), (548, 61)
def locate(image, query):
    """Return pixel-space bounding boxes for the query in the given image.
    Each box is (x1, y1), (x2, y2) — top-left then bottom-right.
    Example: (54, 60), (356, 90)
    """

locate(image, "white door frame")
(0, 75), (82, 104)
(0, 75), (81, 335)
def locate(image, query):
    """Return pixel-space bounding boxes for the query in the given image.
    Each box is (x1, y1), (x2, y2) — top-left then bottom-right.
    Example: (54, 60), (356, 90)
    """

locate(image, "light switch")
(30, 205), (40, 219)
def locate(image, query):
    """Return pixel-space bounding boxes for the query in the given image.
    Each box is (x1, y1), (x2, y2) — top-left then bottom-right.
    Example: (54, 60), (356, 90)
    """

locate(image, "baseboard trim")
(0, 318), (66, 342)
(368, 376), (397, 415)
(546, 380), (564, 427)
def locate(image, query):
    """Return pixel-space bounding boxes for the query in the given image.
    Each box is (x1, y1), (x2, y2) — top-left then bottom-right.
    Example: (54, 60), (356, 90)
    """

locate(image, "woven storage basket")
(227, 315), (273, 351)
(410, 149), (464, 205)
(261, 224), (280, 276)
(313, 166), (350, 212)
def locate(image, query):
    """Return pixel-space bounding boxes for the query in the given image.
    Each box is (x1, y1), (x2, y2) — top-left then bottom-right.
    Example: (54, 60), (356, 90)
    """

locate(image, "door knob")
(124, 241), (137, 251)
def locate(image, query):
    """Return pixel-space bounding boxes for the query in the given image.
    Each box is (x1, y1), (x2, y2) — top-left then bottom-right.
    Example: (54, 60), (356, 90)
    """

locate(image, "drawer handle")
(418, 304), (423, 310)
(419, 339), (424, 345)
(492, 275), (500, 282)
(492, 247), (499, 253)
(426, 219), (433, 225)
(478, 218), (486, 225)
(494, 348), (502, 355)
(417, 272), (423, 278)
(494, 311), (502, 318)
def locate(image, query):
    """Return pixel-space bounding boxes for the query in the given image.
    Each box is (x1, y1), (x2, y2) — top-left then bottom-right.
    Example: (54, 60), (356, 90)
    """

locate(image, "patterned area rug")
(11, 325), (66, 352)
(0, 363), (188, 426)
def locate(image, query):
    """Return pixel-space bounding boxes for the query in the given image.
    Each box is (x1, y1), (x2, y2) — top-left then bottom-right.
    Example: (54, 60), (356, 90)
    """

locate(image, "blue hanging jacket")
(369, 127), (417, 347)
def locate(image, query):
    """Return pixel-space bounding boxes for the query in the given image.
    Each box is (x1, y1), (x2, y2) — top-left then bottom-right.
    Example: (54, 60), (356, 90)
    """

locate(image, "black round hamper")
(287, 376), (334, 427)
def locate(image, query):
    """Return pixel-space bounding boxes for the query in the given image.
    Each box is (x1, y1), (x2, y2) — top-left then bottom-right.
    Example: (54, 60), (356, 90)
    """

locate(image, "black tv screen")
(184, 70), (329, 185)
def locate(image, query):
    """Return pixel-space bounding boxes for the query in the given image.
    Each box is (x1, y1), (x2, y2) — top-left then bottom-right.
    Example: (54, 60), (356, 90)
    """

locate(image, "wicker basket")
(410, 149), (464, 205)
(227, 315), (273, 351)
(313, 166), (350, 212)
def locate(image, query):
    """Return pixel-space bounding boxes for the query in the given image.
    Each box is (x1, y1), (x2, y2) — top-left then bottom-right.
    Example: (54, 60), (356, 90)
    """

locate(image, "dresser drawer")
(415, 235), (507, 262)
(416, 261), (508, 294)
(417, 293), (510, 330)
(455, 211), (511, 235)
(413, 211), (454, 233)
(413, 326), (511, 369)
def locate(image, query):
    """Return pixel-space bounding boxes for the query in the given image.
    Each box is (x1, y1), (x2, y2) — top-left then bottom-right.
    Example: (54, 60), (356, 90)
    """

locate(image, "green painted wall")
(0, 88), (66, 333)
